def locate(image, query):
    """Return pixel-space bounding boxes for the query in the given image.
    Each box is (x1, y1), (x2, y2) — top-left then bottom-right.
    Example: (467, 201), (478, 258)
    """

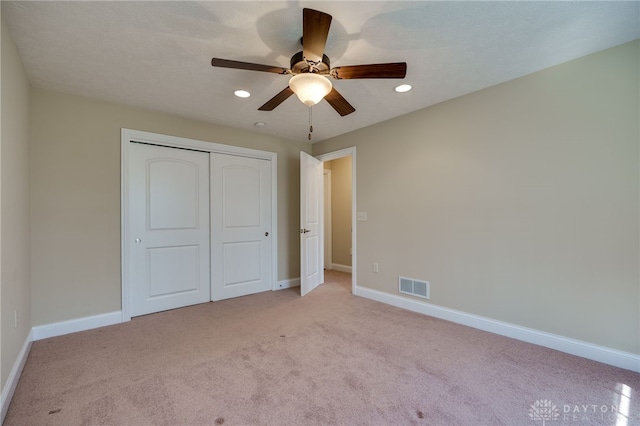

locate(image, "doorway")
(316, 147), (356, 294)
(323, 157), (352, 274)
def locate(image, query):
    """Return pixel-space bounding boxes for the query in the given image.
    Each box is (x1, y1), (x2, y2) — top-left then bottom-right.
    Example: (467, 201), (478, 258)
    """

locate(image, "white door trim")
(121, 128), (278, 322)
(316, 147), (356, 295)
(323, 169), (332, 269)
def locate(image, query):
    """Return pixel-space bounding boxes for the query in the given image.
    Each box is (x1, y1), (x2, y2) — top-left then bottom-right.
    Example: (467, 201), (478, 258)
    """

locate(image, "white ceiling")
(3, 1), (639, 143)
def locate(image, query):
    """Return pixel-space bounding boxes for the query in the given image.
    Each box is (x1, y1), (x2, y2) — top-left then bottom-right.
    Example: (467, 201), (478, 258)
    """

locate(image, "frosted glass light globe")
(289, 73), (332, 107)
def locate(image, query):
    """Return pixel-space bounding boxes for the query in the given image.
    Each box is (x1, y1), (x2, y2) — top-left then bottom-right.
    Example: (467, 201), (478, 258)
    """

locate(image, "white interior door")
(211, 153), (272, 301)
(300, 151), (324, 296)
(128, 142), (210, 316)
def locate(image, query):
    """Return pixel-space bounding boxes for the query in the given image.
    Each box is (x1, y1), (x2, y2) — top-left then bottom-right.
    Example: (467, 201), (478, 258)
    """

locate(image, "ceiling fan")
(211, 8), (407, 117)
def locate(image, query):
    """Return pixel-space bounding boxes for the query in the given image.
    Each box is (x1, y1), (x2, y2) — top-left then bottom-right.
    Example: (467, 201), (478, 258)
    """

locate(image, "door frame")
(121, 128), (278, 322)
(316, 147), (356, 294)
(323, 169), (332, 269)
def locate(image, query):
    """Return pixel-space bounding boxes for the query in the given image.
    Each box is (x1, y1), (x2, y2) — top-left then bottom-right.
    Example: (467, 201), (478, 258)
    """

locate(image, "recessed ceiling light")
(394, 84), (412, 93)
(253, 122), (267, 128)
(234, 90), (251, 98)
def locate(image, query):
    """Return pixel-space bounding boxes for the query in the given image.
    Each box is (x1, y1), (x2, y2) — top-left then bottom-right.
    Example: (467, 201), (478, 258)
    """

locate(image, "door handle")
(300, 228), (311, 234)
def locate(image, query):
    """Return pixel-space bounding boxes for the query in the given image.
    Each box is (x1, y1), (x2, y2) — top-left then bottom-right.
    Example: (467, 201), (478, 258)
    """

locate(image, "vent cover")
(399, 276), (430, 299)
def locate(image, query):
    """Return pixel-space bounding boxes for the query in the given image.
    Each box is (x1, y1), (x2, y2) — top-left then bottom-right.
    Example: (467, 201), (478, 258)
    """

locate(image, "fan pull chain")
(308, 107), (313, 141)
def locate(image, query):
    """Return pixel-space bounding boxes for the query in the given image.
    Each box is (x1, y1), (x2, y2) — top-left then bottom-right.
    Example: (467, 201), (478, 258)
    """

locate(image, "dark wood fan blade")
(302, 8), (332, 63)
(211, 58), (290, 74)
(258, 87), (294, 111)
(324, 87), (355, 117)
(330, 62), (407, 79)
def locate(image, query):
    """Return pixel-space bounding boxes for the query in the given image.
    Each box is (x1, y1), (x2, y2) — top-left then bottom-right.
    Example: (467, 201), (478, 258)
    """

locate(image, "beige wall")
(1, 16), (32, 388)
(2, 15), (637, 381)
(314, 40), (639, 354)
(325, 158), (352, 267)
(30, 88), (309, 326)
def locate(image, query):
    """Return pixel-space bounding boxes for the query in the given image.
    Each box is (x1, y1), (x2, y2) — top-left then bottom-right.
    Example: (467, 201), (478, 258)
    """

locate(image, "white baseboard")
(5, 287), (636, 426)
(330, 264), (352, 273)
(1, 330), (32, 424)
(276, 270), (353, 289)
(32, 311), (123, 341)
(355, 286), (640, 373)
(2, 311), (123, 421)
(276, 278), (300, 289)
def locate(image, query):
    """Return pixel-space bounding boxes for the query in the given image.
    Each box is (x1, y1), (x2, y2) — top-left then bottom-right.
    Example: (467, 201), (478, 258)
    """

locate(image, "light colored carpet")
(5, 270), (639, 425)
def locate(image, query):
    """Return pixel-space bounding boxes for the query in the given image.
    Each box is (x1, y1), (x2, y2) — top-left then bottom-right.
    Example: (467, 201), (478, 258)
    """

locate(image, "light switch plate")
(357, 212), (367, 221)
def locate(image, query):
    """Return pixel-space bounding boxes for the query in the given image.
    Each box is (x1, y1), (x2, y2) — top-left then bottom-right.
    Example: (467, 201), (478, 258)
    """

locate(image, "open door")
(300, 151), (324, 296)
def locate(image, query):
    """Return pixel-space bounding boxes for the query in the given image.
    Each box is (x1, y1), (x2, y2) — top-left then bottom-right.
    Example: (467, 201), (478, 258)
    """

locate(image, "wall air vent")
(399, 276), (430, 299)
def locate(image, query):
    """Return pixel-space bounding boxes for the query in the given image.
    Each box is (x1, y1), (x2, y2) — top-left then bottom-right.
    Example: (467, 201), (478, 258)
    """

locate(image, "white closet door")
(211, 153), (272, 301)
(128, 143), (210, 316)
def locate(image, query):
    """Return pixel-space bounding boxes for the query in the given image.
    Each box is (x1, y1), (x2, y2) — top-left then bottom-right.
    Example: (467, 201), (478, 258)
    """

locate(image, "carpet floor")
(4, 271), (639, 425)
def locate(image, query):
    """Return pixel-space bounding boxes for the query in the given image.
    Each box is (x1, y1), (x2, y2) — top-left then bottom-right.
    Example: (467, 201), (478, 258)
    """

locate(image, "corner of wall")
(1, 11), (33, 400)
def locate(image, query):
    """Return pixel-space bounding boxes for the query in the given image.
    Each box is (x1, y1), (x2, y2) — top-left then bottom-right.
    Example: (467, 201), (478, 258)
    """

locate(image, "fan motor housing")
(290, 51), (330, 74)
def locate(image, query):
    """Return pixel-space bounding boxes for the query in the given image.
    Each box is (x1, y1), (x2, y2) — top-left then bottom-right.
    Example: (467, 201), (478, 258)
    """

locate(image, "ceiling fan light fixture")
(289, 73), (332, 107)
